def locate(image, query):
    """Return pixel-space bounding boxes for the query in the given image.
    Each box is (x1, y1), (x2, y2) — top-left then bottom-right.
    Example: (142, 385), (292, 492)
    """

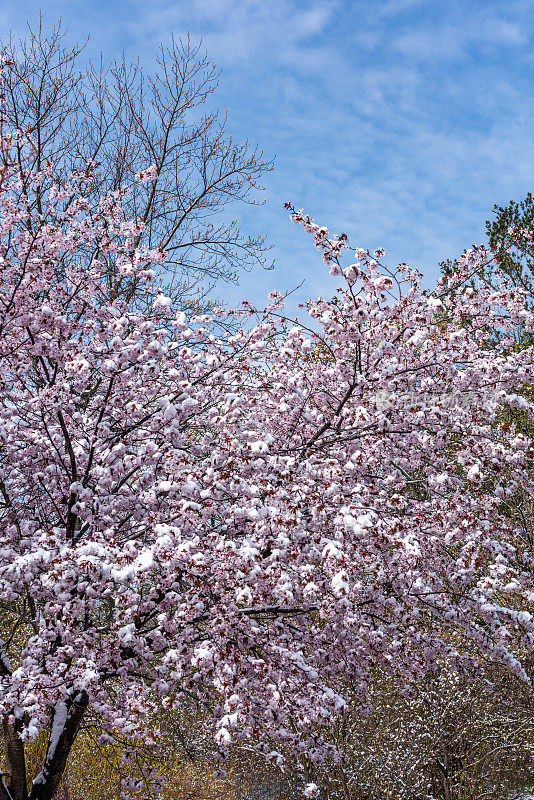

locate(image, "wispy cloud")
(127, 0), (339, 67)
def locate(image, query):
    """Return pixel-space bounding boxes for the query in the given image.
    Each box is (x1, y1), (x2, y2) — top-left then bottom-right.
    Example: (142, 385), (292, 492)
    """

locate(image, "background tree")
(485, 193), (534, 306)
(441, 193), (534, 314)
(0, 18), (272, 310)
(277, 667), (534, 800)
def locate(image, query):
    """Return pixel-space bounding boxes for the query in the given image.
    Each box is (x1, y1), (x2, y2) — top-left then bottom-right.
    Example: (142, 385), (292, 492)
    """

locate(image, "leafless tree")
(0, 17), (273, 310)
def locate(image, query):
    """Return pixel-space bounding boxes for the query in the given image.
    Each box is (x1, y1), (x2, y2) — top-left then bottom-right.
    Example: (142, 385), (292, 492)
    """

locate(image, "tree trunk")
(437, 753), (451, 800)
(2, 714), (28, 800)
(28, 693), (88, 800)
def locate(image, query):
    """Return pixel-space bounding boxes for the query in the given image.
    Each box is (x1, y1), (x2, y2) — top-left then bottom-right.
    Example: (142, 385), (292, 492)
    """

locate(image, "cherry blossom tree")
(2, 114), (534, 800)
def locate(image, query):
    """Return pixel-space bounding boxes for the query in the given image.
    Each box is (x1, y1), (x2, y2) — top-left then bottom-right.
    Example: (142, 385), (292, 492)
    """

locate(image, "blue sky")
(2, 0), (534, 310)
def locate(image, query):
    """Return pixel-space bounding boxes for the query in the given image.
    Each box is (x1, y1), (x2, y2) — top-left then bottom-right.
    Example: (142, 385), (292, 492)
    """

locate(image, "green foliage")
(440, 192), (534, 299)
(486, 193), (534, 304)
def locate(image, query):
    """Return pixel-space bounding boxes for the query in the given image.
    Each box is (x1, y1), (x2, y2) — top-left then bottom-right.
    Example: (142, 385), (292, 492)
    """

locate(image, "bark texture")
(2, 715), (27, 800)
(28, 693), (88, 800)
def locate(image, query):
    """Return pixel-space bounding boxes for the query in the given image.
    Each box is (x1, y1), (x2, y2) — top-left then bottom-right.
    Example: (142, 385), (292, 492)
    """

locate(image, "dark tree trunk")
(28, 693), (88, 800)
(2, 714), (28, 800)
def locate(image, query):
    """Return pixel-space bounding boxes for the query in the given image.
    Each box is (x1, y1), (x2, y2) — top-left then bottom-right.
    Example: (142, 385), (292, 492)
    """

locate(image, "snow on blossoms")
(1, 157), (534, 798)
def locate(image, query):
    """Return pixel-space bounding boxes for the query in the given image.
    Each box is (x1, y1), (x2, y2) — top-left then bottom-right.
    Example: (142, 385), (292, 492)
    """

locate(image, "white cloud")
(126, 0), (339, 67)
